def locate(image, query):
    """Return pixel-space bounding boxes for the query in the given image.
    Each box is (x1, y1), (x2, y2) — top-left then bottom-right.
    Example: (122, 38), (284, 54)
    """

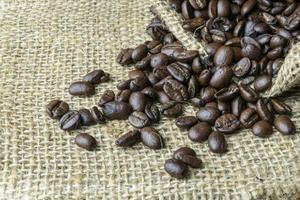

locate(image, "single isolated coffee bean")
(215, 114), (240, 134)
(208, 131), (227, 153)
(69, 81), (95, 96)
(128, 111), (150, 128)
(102, 101), (132, 120)
(46, 100), (69, 119)
(59, 111), (81, 131)
(196, 107), (221, 125)
(83, 70), (105, 84)
(188, 122), (212, 142)
(274, 115), (295, 135)
(90, 106), (106, 124)
(140, 127), (164, 149)
(175, 116), (198, 129)
(75, 133), (97, 151)
(164, 159), (189, 179)
(252, 120), (273, 138)
(98, 90), (115, 106)
(115, 130), (141, 147)
(161, 101), (183, 118)
(79, 108), (96, 126)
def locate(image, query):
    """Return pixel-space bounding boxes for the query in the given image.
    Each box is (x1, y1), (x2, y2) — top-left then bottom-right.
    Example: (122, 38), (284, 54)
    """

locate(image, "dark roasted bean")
(270, 98), (292, 115)
(117, 48), (134, 65)
(90, 106), (106, 124)
(188, 122), (212, 142)
(128, 111), (150, 128)
(167, 62), (190, 82)
(69, 81), (95, 96)
(231, 96), (246, 117)
(102, 101), (132, 120)
(161, 101), (183, 118)
(135, 56), (151, 70)
(215, 114), (240, 134)
(215, 86), (239, 101)
(209, 66), (233, 89)
(83, 70), (105, 84)
(175, 116), (198, 129)
(129, 92), (147, 112)
(239, 84), (259, 102)
(256, 98), (274, 122)
(217, 100), (231, 114)
(164, 159), (189, 179)
(198, 69), (212, 87)
(274, 115), (295, 135)
(182, 0), (194, 19)
(115, 130), (141, 147)
(145, 104), (160, 123)
(252, 120), (273, 138)
(174, 50), (198, 63)
(253, 75), (272, 92)
(196, 107), (221, 124)
(79, 108), (96, 126)
(163, 79), (189, 102)
(208, 131), (227, 153)
(141, 87), (158, 100)
(213, 46), (234, 67)
(99, 90), (115, 106)
(140, 127), (164, 149)
(233, 57), (251, 77)
(75, 133), (97, 151)
(116, 89), (131, 102)
(46, 100), (69, 119)
(59, 111), (81, 131)
(240, 108), (259, 128)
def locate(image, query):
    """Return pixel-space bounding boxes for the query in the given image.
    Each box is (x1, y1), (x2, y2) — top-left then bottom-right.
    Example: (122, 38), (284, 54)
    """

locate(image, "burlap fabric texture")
(0, 0), (299, 199)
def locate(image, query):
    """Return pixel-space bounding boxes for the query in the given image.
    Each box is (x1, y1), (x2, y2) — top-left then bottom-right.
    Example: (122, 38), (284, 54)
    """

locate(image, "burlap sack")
(0, 0), (299, 199)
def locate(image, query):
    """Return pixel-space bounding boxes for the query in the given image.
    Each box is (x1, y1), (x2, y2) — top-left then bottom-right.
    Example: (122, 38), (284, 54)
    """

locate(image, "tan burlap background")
(0, 0), (299, 199)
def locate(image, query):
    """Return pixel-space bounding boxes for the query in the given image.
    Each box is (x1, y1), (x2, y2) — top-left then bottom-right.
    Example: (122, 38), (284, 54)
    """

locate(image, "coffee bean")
(163, 79), (189, 102)
(102, 101), (132, 120)
(90, 106), (106, 124)
(59, 111), (81, 131)
(164, 33), (176, 44)
(190, 97), (205, 107)
(129, 77), (149, 91)
(196, 107), (221, 124)
(117, 48), (133, 65)
(274, 115), (295, 135)
(128, 69), (147, 80)
(199, 86), (216, 104)
(157, 90), (171, 104)
(75, 133), (97, 151)
(270, 98), (292, 115)
(239, 84), (259, 102)
(79, 108), (96, 126)
(213, 46), (234, 67)
(147, 40), (163, 54)
(69, 81), (95, 96)
(183, 17), (206, 31)
(98, 90), (115, 106)
(135, 56), (151, 70)
(191, 57), (203, 74)
(141, 87), (158, 100)
(150, 53), (169, 68)
(215, 86), (239, 101)
(164, 159), (189, 179)
(234, 20), (245, 37)
(46, 100), (69, 119)
(209, 66), (233, 89)
(240, 107), (259, 128)
(167, 62), (190, 82)
(188, 122), (212, 142)
(83, 70), (105, 84)
(253, 75), (272, 92)
(252, 120), (273, 138)
(132, 44), (148, 62)
(128, 111), (150, 128)
(140, 127), (164, 149)
(198, 69), (212, 87)
(116, 89), (131, 102)
(188, 75), (199, 98)
(206, 43), (222, 57)
(153, 76), (172, 90)
(170, 0), (183, 12)
(178, 154), (202, 168)
(175, 116), (198, 129)
(231, 96), (246, 117)
(217, 100), (231, 114)
(173, 147), (196, 159)
(117, 79), (131, 90)
(241, 0), (257, 16)
(217, 0), (231, 17)
(233, 57), (251, 77)
(270, 35), (287, 49)
(174, 50), (198, 63)
(205, 101), (218, 109)
(242, 44), (261, 61)
(161, 101), (183, 118)
(267, 47), (283, 60)
(129, 92), (147, 112)
(115, 130), (141, 147)
(182, 0), (194, 19)
(208, 131), (227, 153)
(215, 114), (240, 134)
(145, 104), (160, 123)
(161, 42), (184, 58)
(208, 0), (218, 18)
(153, 66), (170, 80)
(256, 98), (274, 122)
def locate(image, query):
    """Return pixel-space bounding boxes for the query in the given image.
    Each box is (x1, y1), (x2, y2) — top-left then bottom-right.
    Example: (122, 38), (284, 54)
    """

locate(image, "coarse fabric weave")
(0, 0), (299, 199)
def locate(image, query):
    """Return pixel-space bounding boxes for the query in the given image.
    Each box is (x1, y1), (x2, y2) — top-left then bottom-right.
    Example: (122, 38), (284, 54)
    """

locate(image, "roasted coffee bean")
(234, 20), (245, 37)
(190, 97), (205, 107)
(161, 42), (184, 58)
(254, 23), (270, 34)
(256, 98), (274, 122)
(99, 90), (115, 106)
(217, 0), (231, 17)
(140, 127), (164, 149)
(135, 56), (151, 70)
(146, 17), (168, 41)
(102, 101), (132, 120)
(240, 108), (259, 128)
(231, 96), (246, 117)
(83, 70), (105, 84)
(131, 44), (148, 62)
(150, 53), (169, 68)
(252, 120), (273, 138)
(239, 84), (259, 102)
(191, 57), (203, 74)
(267, 47), (283, 60)
(200, 86), (217, 103)
(196, 107), (221, 125)
(205, 101), (218, 109)
(145, 104), (160, 123)
(208, 0), (218, 18)
(178, 154), (202, 168)
(142, 87), (158, 100)
(147, 41), (163, 54)
(116, 89), (131, 102)
(242, 44), (261, 61)
(157, 90), (171, 104)
(175, 116), (198, 129)
(215, 86), (239, 101)
(253, 75), (272, 92)
(170, 0), (183, 12)
(163, 79), (189, 102)
(213, 46), (234, 67)
(225, 37), (241, 47)
(270, 35), (287, 49)
(79, 108), (96, 126)
(153, 76), (172, 90)
(198, 69), (212, 87)
(46, 100), (69, 119)
(128, 111), (150, 128)
(59, 111), (81, 131)
(101, 72), (111, 83)
(217, 100), (231, 114)
(69, 81), (95, 96)
(75, 133), (97, 151)
(209, 66), (233, 89)
(90, 106), (106, 124)
(115, 130), (141, 147)
(215, 114), (240, 134)
(117, 48), (133, 65)
(188, 75), (199, 98)
(173, 147), (196, 159)
(167, 62), (190, 82)
(129, 92), (147, 112)
(153, 66), (170, 80)
(164, 33), (176, 44)
(188, 122), (212, 142)
(183, 17), (206, 31)
(174, 50), (198, 63)
(161, 101), (183, 118)
(129, 77), (149, 91)
(274, 115), (295, 135)
(164, 159), (189, 179)
(182, 0), (194, 19)
(233, 57), (251, 77)
(208, 131), (227, 153)
(270, 98), (292, 115)
(206, 43), (222, 57)
(117, 79), (131, 90)
(128, 69), (147, 80)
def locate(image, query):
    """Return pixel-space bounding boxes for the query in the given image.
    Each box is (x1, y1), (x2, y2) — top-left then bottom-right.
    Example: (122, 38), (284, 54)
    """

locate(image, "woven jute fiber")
(0, 0), (299, 199)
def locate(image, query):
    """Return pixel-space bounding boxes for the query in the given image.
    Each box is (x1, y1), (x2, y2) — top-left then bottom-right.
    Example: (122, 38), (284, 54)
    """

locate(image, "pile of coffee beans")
(47, 0), (298, 179)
